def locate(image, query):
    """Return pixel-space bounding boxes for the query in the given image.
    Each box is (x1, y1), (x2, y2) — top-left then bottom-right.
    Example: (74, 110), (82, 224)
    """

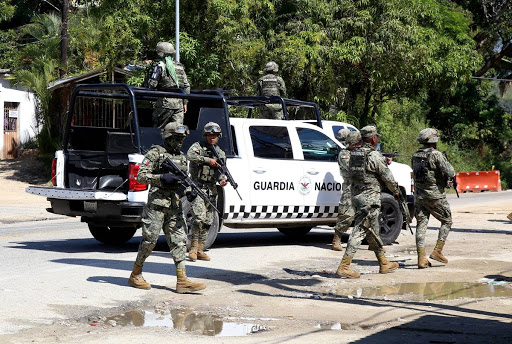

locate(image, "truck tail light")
(51, 158), (57, 186)
(128, 163), (148, 191)
(410, 172), (414, 193)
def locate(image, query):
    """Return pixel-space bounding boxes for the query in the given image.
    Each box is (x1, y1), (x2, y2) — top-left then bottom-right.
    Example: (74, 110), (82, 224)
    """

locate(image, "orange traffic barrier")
(455, 170), (501, 193)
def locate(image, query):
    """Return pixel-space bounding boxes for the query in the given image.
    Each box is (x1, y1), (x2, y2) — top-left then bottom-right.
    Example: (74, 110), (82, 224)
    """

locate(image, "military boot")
(197, 241), (211, 261)
(188, 239), (198, 261)
(417, 247), (431, 269)
(336, 255), (360, 278)
(430, 240), (448, 264)
(376, 252), (399, 274)
(332, 231), (343, 251)
(128, 263), (151, 290)
(175, 268), (206, 293)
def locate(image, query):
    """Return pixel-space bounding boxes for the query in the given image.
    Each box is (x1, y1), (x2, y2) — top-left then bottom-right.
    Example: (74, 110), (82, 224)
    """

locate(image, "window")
(297, 127), (339, 161)
(249, 126), (293, 159)
(4, 102), (19, 131)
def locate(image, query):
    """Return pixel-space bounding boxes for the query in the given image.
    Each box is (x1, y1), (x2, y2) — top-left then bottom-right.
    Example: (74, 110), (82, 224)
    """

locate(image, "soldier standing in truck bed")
(412, 128), (455, 268)
(147, 41), (190, 127)
(257, 61), (286, 119)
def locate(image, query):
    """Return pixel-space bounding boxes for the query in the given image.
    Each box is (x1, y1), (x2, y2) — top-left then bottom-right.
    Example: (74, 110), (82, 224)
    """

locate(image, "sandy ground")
(0, 156), (511, 343)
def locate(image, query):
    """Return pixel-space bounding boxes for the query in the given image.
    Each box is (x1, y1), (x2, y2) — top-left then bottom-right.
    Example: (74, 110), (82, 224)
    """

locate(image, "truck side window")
(297, 127), (339, 161)
(249, 125), (293, 159)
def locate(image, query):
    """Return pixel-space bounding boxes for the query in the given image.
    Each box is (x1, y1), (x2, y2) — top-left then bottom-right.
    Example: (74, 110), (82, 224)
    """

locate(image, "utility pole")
(175, 0), (180, 62)
(60, 0), (69, 77)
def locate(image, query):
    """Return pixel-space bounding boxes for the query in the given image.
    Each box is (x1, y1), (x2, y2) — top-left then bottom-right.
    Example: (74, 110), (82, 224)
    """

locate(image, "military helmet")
(162, 122), (189, 139)
(360, 125), (381, 139)
(336, 128), (351, 142)
(417, 128), (439, 144)
(346, 131), (362, 146)
(203, 122), (222, 137)
(264, 61), (279, 73)
(156, 41), (176, 58)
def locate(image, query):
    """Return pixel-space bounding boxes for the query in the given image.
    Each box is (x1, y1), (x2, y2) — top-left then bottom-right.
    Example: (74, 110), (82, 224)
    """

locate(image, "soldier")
(336, 125), (400, 278)
(412, 128), (455, 268)
(257, 61), (287, 119)
(147, 41), (191, 127)
(332, 129), (360, 251)
(186, 122), (228, 261)
(128, 122), (206, 293)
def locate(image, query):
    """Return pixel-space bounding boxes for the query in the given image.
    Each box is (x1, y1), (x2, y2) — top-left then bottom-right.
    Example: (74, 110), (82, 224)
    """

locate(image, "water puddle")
(101, 308), (268, 336)
(330, 281), (512, 300)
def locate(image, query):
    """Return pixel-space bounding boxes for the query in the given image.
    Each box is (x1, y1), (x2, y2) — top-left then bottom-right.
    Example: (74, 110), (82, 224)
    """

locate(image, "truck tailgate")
(26, 186), (127, 201)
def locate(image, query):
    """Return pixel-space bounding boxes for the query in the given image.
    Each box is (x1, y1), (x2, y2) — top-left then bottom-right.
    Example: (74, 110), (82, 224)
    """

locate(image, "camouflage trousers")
(259, 104), (283, 120)
(334, 189), (355, 234)
(345, 205), (384, 258)
(153, 107), (184, 127)
(190, 188), (217, 243)
(135, 203), (187, 269)
(415, 196), (452, 248)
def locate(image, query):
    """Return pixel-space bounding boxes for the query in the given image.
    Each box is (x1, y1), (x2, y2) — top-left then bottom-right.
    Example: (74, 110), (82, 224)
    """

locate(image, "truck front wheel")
(88, 224), (137, 245)
(379, 193), (403, 245)
(181, 198), (220, 250)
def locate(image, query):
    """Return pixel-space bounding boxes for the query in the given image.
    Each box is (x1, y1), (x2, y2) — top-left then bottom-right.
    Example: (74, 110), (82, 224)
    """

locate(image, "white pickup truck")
(26, 85), (413, 246)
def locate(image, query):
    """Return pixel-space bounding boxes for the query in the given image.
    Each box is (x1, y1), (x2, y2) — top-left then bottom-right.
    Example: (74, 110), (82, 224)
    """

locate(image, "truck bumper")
(48, 198), (145, 224)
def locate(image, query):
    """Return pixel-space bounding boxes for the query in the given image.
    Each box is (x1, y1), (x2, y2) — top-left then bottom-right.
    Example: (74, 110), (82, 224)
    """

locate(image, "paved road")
(1, 192), (511, 343)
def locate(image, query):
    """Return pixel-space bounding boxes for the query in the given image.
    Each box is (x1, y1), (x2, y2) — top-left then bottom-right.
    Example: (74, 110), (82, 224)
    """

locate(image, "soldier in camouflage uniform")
(336, 125), (400, 278)
(186, 122), (227, 261)
(257, 61), (287, 119)
(412, 128), (455, 268)
(128, 122), (206, 293)
(147, 42), (191, 127)
(332, 129), (361, 251)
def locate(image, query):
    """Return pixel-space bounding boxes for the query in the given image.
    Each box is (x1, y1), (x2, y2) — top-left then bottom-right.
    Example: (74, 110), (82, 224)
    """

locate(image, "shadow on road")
(7, 227), (349, 253)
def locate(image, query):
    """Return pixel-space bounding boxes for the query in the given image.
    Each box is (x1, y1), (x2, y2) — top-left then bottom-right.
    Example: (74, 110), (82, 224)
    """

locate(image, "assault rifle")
(442, 152), (459, 198)
(162, 157), (221, 213)
(396, 185), (413, 235)
(381, 152), (412, 158)
(208, 145), (243, 201)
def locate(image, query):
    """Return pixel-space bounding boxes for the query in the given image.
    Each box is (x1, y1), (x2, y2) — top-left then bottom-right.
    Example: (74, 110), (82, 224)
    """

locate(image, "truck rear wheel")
(379, 193), (403, 245)
(88, 224), (137, 245)
(181, 198), (220, 250)
(277, 227), (312, 236)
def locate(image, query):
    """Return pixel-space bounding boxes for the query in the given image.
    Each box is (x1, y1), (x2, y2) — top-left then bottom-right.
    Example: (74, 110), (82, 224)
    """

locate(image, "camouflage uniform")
(345, 142), (399, 257)
(334, 131), (356, 235)
(257, 61), (286, 119)
(148, 42), (191, 127)
(187, 142), (226, 243)
(134, 145), (188, 269)
(129, 123), (205, 293)
(412, 128), (455, 267)
(336, 126), (399, 278)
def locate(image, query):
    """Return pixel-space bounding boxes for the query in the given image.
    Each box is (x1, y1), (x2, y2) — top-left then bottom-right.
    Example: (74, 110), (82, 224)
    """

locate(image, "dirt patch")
(0, 153), (51, 185)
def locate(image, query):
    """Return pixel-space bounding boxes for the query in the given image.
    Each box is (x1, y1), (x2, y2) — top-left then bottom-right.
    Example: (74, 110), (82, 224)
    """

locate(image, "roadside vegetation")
(0, 0), (511, 187)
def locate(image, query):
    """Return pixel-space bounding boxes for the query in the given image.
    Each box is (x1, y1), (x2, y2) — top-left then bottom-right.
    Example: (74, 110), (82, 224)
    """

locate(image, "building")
(0, 69), (38, 159)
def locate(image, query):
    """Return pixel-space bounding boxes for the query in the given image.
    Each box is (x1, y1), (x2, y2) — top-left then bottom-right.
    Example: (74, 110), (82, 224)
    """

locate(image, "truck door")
(294, 126), (343, 215)
(244, 123), (305, 220)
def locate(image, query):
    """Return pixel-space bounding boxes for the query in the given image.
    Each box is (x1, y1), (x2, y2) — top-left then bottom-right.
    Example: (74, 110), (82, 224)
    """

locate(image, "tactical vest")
(412, 148), (435, 185)
(259, 74), (280, 96)
(349, 146), (381, 185)
(153, 146), (187, 190)
(189, 142), (218, 184)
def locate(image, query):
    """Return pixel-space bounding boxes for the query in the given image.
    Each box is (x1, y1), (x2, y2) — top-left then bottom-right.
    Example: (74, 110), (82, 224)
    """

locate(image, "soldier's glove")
(160, 173), (181, 185)
(186, 190), (197, 202)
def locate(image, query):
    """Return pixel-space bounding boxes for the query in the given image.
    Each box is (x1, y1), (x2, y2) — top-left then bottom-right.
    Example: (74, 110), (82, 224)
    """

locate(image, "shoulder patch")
(142, 158), (150, 165)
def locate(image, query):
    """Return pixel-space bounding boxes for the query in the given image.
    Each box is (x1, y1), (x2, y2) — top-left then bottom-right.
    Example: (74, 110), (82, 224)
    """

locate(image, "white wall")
(0, 76), (38, 158)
